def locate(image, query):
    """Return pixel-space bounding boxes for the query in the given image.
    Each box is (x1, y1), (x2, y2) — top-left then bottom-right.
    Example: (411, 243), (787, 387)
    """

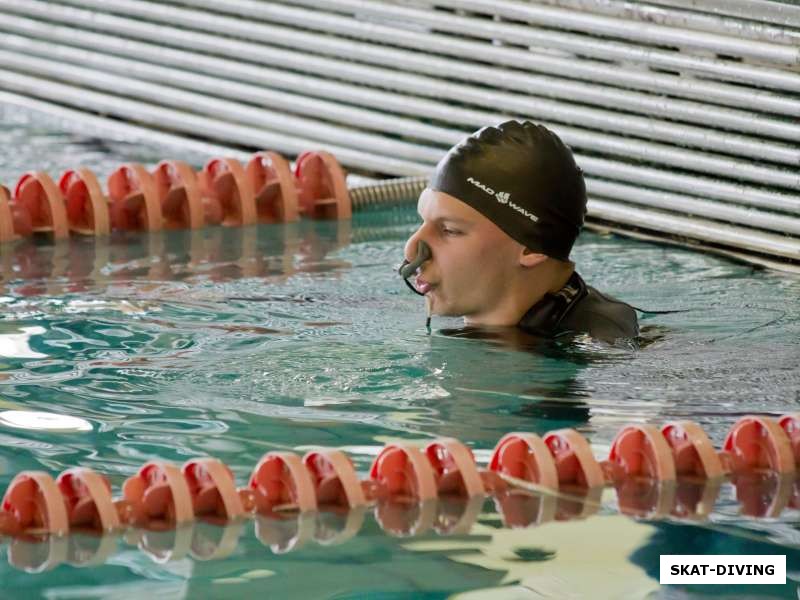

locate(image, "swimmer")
(400, 120), (638, 343)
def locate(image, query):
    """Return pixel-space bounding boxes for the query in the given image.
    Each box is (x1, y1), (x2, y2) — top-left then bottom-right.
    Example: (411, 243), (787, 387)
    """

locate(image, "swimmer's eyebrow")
(436, 216), (471, 226)
(417, 213), (472, 225)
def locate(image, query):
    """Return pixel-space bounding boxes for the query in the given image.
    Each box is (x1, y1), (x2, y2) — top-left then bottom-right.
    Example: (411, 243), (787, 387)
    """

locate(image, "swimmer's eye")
(441, 226), (462, 236)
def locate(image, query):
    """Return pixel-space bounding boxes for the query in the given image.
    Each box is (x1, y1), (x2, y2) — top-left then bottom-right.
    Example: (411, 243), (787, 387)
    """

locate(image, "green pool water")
(1, 105), (800, 599)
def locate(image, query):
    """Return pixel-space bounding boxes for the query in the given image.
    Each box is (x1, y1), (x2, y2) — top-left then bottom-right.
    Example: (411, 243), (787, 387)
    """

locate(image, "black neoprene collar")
(517, 271), (587, 336)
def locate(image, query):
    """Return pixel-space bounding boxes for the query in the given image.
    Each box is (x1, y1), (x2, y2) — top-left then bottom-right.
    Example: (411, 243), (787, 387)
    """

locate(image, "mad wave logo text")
(466, 177), (539, 223)
(467, 176), (496, 196)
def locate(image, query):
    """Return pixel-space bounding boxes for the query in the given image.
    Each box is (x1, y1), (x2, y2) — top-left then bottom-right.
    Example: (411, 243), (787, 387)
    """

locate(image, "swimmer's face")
(403, 189), (524, 321)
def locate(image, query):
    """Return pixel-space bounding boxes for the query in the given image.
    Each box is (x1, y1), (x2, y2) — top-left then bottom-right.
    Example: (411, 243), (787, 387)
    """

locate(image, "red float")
(488, 432), (559, 490)
(122, 462), (194, 526)
(13, 171), (69, 239)
(153, 160), (218, 229)
(662, 420), (726, 479)
(722, 415), (795, 474)
(56, 468), (119, 532)
(247, 452), (317, 513)
(182, 458), (245, 520)
(1, 471), (69, 536)
(200, 158), (256, 227)
(424, 438), (484, 497)
(606, 424), (676, 481)
(294, 150), (351, 220)
(543, 428), (605, 488)
(246, 151), (299, 223)
(369, 443), (438, 502)
(57, 168), (110, 235)
(303, 449), (366, 509)
(107, 163), (163, 232)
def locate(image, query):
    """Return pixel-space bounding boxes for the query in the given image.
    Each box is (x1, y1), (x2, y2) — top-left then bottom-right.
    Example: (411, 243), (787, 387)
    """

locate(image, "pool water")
(1, 105), (800, 598)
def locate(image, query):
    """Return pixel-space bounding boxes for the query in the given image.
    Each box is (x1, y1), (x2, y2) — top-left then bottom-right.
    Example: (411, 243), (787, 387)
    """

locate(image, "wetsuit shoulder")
(517, 271), (638, 343)
(559, 284), (639, 343)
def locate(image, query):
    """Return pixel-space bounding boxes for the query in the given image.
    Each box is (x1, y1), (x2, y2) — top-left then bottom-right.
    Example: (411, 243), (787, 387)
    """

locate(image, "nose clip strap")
(399, 240), (432, 296)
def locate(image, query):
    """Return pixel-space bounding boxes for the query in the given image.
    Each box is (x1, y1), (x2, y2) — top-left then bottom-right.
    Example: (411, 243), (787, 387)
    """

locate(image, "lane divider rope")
(0, 149), (351, 245)
(2, 414), (800, 570)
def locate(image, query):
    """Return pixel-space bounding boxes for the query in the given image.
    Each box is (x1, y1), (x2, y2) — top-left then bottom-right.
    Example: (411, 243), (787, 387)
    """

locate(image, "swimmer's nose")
(399, 240), (432, 279)
(404, 225), (427, 262)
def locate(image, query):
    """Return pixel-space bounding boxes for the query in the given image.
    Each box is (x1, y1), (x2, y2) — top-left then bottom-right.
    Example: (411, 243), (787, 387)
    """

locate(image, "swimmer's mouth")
(415, 277), (436, 295)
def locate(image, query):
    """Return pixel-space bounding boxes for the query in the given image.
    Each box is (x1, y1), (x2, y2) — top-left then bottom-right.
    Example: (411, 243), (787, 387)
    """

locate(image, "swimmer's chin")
(424, 292), (467, 318)
(428, 303), (462, 318)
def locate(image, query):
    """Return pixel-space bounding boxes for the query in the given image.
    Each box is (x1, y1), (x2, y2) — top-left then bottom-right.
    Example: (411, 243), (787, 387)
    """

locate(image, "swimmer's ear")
(518, 247), (547, 268)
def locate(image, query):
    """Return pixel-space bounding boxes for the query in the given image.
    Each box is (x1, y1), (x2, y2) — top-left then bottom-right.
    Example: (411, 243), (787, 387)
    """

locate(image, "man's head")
(403, 120), (587, 325)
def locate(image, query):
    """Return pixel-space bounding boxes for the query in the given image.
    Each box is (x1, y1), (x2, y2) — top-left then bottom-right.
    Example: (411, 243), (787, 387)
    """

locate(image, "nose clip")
(399, 240), (432, 296)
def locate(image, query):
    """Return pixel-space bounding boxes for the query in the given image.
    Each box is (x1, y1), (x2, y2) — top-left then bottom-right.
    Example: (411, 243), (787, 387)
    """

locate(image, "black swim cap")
(429, 120), (587, 261)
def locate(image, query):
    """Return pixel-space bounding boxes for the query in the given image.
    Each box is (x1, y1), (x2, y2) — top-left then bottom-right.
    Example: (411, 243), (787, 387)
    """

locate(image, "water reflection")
(0, 326), (47, 358)
(0, 218), (354, 295)
(0, 410), (92, 432)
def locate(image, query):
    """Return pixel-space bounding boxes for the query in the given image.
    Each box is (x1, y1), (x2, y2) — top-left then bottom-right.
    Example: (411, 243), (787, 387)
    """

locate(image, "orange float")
(57, 168), (111, 235)
(122, 462), (195, 527)
(722, 415), (795, 474)
(294, 150), (351, 220)
(153, 160), (219, 230)
(488, 432), (559, 490)
(303, 449), (367, 509)
(56, 468), (119, 532)
(662, 421), (726, 479)
(246, 452), (317, 514)
(199, 157), (256, 227)
(13, 171), (69, 239)
(605, 424), (676, 481)
(544, 428), (605, 489)
(369, 442), (438, 503)
(107, 163), (163, 232)
(1, 471), (69, 536)
(183, 458), (245, 521)
(246, 151), (299, 223)
(425, 438), (484, 497)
